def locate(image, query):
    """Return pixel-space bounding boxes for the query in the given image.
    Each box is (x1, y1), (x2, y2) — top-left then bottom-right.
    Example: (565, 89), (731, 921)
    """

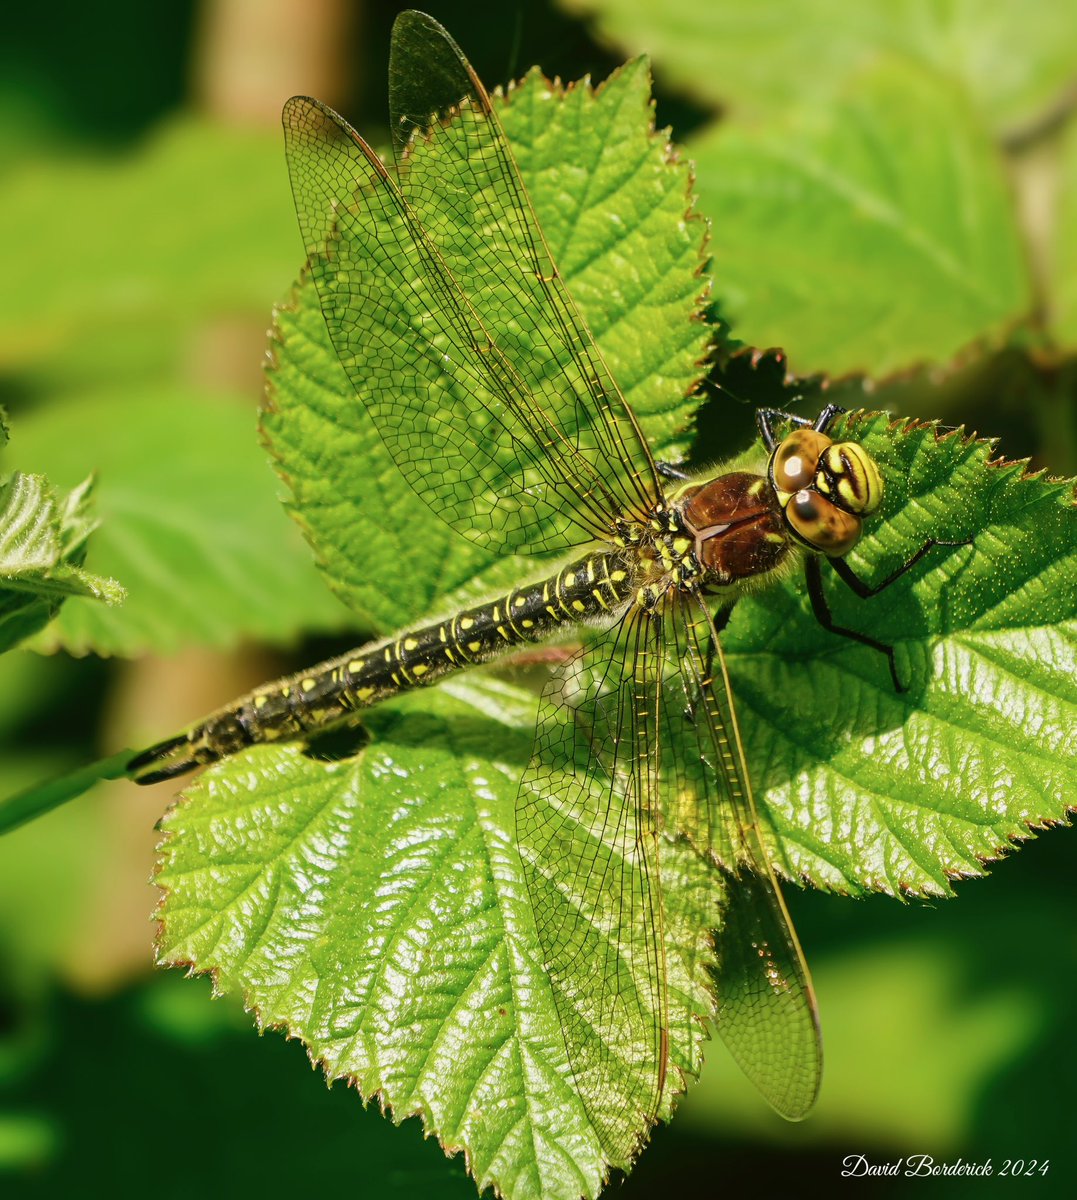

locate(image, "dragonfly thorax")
(674, 471), (793, 590)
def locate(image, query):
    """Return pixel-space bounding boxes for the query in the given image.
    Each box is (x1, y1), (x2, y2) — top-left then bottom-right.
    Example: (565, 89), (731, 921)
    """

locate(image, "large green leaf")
(156, 680), (722, 1199)
(561, 0), (1077, 135)
(690, 58), (1033, 377)
(724, 411), (1076, 896)
(262, 62), (709, 630)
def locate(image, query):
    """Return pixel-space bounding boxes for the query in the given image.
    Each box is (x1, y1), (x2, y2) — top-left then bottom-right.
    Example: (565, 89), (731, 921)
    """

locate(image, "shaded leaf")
(562, 0), (1077, 135)
(691, 59), (1032, 377)
(8, 387), (350, 657)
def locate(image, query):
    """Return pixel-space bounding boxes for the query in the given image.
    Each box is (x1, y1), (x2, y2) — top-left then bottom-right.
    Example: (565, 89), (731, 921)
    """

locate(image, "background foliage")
(0, 1), (1073, 1196)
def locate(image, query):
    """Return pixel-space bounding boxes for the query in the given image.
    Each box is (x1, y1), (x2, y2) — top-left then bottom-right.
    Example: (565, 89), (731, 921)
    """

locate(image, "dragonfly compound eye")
(814, 442), (884, 517)
(770, 429), (833, 495)
(787, 488), (862, 556)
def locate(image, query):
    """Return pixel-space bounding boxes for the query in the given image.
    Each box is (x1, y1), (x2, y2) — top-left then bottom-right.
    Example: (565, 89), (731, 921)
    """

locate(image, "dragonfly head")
(768, 429), (884, 557)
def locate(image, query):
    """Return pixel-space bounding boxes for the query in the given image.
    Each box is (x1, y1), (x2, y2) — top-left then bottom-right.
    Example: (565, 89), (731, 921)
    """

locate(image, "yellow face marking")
(403, 637), (419, 651)
(468, 640), (482, 653)
(460, 616), (475, 630)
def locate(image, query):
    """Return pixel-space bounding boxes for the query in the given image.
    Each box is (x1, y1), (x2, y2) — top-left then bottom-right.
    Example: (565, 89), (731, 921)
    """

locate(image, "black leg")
(829, 537), (973, 599)
(755, 403), (847, 450)
(806, 556), (906, 691)
(656, 460), (692, 482)
(809, 537), (974, 691)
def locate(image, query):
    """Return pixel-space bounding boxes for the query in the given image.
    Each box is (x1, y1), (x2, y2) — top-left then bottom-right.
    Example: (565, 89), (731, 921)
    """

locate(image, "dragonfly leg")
(829, 537), (974, 599)
(756, 403), (847, 450)
(810, 537), (974, 691)
(682, 604), (732, 725)
(805, 555), (905, 691)
(656, 460), (693, 482)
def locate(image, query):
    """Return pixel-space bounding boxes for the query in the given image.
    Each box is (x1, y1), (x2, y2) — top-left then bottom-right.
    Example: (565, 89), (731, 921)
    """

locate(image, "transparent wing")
(661, 596), (823, 1120)
(282, 12), (659, 557)
(517, 610), (667, 1166)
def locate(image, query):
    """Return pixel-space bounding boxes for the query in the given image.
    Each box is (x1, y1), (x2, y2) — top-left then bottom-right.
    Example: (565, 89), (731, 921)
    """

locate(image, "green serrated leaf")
(561, 0), (1077, 136)
(156, 679), (720, 1199)
(690, 58), (1032, 377)
(262, 63), (709, 629)
(0, 471), (123, 653)
(726, 412), (1076, 895)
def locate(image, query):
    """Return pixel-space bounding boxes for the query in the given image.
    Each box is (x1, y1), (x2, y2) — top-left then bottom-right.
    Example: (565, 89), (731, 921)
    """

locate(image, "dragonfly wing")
(283, 12), (658, 557)
(517, 610), (668, 1166)
(388, 12), (660, 526)
(662, 597), (823, 1120)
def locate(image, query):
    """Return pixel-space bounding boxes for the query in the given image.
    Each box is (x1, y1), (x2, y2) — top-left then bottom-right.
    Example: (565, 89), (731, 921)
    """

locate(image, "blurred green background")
(1, 1), (1074, 1196)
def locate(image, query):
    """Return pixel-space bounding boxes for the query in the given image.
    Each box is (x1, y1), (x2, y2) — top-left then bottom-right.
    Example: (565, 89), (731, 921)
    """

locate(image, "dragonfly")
(127, 8), (945, 1166)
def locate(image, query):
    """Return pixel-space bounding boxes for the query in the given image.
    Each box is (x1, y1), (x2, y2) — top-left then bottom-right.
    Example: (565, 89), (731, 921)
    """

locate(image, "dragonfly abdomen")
(130, 548), (636, 784)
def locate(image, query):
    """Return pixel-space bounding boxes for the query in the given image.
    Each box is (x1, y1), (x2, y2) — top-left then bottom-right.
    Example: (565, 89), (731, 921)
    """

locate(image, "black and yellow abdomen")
(129, 549), (637, 784)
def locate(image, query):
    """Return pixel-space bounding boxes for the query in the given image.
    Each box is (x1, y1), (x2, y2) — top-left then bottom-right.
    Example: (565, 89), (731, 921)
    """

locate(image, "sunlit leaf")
(262, 62), (709, 630)
(691, 59), (1032, 377)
